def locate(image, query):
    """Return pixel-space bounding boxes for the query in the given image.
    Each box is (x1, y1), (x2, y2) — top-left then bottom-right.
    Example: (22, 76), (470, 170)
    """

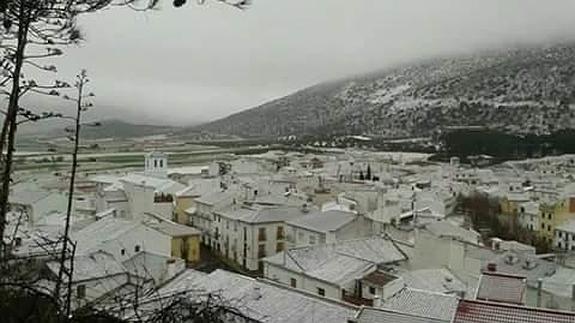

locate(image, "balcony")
(342, 292), (373, 307)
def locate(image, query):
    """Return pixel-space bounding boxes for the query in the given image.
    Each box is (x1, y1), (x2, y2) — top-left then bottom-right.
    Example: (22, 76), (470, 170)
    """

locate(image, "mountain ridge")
(194, 43), (575, 139)
(20, 119), (179, 139)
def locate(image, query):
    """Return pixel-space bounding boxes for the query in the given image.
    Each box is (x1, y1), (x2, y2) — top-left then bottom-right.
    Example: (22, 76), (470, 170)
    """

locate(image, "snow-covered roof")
(424, 220), (480, 245)
(122, 251), (184, 284)
(556, 219), (575, 234)
(264, 236), (406, 286)
(541, 266), (575, 298)
(167, 166), (206, 175)
(486, 252), (556, 288)
(72, 216), (141, 255)
(89, 174), (121, 185)
(381, 287), (459, 322)
(476, 272), (527, 305)
(153, 269), (357, 323)
(144, 214), (201, 237)
(178, 178), (222, 197)
(398, 268), (466, 295)
(146, 151), (167, 158)
(356, 306), (449, 323)
(216, 205), (309, 224)
(286, 210), (357, 233)
(10, 189), (53, 205)
(194, 189), (236, 206)
(120, 173), (185, 195)
(47, 250), (126, 282)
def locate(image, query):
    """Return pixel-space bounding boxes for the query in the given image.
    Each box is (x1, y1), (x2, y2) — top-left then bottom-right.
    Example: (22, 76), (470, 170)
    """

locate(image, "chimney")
(454, 290), (466, 299)
(373, 295), (382, 307)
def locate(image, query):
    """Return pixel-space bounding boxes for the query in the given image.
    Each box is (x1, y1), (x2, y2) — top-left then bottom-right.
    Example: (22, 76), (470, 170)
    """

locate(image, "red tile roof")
(361, 270), (398, 286)
(454, 299), (575, 323)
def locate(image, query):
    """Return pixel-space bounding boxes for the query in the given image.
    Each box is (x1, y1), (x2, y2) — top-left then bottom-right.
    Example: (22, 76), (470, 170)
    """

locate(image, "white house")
(9, 189), (68, 225)
(190, 188), (237, 246)
(554, 219), (575, 251)
(518, 201), (540, 232)
(45, 249), (185, 311)
(71, 212), (172, 261)
(263, 236), (407, 302)
(45, 251), (137, 310)
(285, 210), (373, 247)
(212, 204), (310, 272)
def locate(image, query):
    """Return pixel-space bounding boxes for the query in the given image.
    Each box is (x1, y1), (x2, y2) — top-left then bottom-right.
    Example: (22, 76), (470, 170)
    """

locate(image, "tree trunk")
(0, 5), (29, 257)
(56, 78), (83, 317)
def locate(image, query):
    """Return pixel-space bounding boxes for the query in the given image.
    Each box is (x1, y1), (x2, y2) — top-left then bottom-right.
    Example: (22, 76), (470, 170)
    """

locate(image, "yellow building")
(148, 219), (202, 263)
(171, 234), (201, 263)
(498, 191), (530, 230)
(538, 197), (575, 244)
(174, 187), (200, 225)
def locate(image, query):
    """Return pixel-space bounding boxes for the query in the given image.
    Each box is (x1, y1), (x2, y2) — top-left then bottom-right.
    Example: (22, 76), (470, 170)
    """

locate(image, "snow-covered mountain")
(196, 43), (575, 138)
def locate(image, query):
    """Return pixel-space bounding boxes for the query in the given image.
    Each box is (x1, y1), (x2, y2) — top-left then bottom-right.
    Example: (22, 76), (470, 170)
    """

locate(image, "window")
(276, 242), (284, 253)
(277, 226), (285, 240)
(369, 286), (376, 295)
(309, 235), (316, 245)
(548, 225), (552, 232)
(290, 278), (297, 288)
(548, 213), (552, 220)
(135, 245), (141, 253)
(159, 160), (163, 167)
(319, 235), (326, 244)
(154, 160), (158, 167)
(559, 242), (562, 249)
(258, 244), (266, 258)
(317, 288), (325, 296)
(541, 223), (545, 229)
(121, 249), (126, 256)
(541, 213), (545, 219)
(298, 231), (304, 241)
(77, 285), (86, 299)
(258, 228), (267, 241)
(559, 232), (563, 238)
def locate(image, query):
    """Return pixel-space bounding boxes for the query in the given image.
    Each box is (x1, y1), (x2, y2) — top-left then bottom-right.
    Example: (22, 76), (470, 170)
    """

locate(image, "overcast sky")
(39, 0), (575, 126)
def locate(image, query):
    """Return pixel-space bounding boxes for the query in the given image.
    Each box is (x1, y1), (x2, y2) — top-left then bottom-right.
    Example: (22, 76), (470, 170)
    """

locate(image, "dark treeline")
(440, 128), (575, 161)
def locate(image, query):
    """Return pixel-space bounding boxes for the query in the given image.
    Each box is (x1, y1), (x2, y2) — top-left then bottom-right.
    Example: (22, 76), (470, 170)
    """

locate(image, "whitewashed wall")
(264, 262), (341, 299)
(95, 225), (171, 262)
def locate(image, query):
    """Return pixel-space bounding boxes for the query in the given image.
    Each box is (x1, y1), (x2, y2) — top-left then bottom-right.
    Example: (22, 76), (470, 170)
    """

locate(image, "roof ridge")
(361, 304), (450, 322)
(459, 298), (575, 316)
